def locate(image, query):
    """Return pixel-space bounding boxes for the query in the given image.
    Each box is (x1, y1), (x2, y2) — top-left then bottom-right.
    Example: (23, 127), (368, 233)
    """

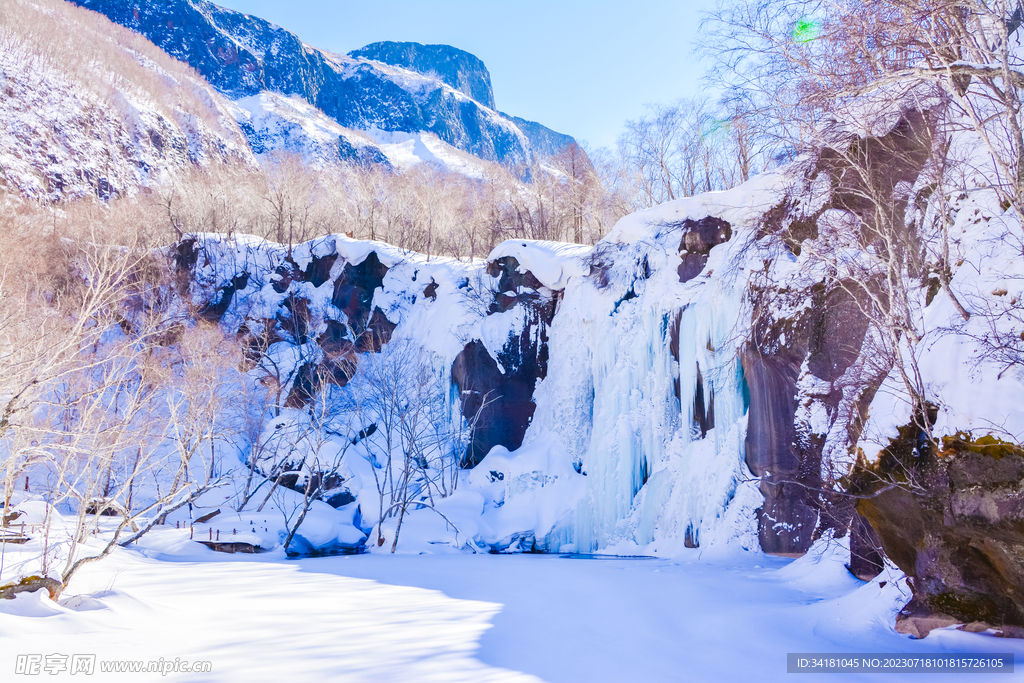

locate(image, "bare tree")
(0, 230), (241, 594)
(347, 340), (476, 552)
(702, 0), (1024, 207)
(260, 152), (317, 252)
(616, 98), (760, 211)
(52, 323), (239, 592)
(699, 0), (1024, 447)
(271, 366), (358, 554)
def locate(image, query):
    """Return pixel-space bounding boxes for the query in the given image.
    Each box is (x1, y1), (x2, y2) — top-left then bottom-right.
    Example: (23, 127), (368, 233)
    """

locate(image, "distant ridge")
(69, 0), (578, 167)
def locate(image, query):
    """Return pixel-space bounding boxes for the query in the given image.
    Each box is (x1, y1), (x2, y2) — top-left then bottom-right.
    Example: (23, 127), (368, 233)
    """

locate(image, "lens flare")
(792, 17), (820, 43)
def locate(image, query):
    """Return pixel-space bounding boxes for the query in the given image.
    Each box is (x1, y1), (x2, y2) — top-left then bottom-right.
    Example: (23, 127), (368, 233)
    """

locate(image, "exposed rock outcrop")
(171, 236), (397, 410)
(350, 41), (497, 110)
(673, 216), (732, 283)
(742, 282), (875, 554)
(331, 253), (390, 337)
(739, 109), (935, 555)
(857, 431), (1024, 636)
(451, 255), (558, 467)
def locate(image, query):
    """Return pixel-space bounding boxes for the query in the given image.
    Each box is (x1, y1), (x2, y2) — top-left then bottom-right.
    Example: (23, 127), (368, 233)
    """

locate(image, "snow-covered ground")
(0, 534), (1019, 682)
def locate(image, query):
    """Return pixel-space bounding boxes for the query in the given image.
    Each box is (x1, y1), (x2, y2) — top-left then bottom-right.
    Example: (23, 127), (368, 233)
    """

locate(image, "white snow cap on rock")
(487, 239), (592, 290)
(604, 171), (790, 244)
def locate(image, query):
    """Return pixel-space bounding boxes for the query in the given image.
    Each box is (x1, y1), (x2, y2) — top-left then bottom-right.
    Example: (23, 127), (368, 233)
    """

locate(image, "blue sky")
(213, 0), (718, 150)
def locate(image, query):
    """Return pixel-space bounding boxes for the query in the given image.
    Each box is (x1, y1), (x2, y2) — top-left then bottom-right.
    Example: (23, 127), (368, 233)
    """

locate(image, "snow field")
(2, 535), (1021, 682)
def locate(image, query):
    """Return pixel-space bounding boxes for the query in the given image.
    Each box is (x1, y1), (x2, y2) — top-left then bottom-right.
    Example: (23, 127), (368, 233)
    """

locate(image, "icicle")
(529, 241), (756, 553)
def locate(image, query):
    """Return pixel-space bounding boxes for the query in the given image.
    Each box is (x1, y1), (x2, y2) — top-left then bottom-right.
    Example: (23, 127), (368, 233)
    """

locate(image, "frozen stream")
(0, 535), (1020, 682)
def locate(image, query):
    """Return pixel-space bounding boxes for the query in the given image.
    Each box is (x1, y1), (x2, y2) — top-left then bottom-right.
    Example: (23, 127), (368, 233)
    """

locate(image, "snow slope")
(0, 0), (254, 201)
(229, 92), (388, 168)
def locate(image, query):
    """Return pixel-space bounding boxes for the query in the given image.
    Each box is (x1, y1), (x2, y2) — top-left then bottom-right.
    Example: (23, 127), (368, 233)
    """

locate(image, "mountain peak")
(69, 0), (577, 166)
(349, 41), (496, 110)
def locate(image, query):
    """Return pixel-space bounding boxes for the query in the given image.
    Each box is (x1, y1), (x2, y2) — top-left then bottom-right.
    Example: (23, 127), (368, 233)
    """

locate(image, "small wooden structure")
(196, 541), (263, 554)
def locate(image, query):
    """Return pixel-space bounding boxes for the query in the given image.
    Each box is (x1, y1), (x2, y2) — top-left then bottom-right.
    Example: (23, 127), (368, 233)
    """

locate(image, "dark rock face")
(678, 216), (733, 254)
(758, 109), (933, 256)
(317, 319), (358, 383)
(693, 364), (715, 439)
(199, 272), (249, 322)
(824, 111), (933, 242)
(172, 237), (394, 409)
(69, 0), (577, 165)
(487, 255), (546, 300)
(742, 282), (874, 554)
(669, 306), (718, 440)
(359, 308), (397, 353)
(279, 294), (312, 343)
(325, 489), (356, 508)
(671, 216), (732, 283)
(332, 252), (389, 334)
(741, 339), (818, 554)
(280, 253), (392, 406)
(349, 41), (496, 110)
(423, 279), (439, 300)
(452, 340), (535, 467)
(284, 361), (323, 408)
(740, 110), (935, 555)
(668, 310), (683, 401)
(174, 236), (201, 271)
(452, 256), (558, 467)
(303, 253), (337, 289)
(684, 524), (700, 549)
(857, 433), (1024, 634)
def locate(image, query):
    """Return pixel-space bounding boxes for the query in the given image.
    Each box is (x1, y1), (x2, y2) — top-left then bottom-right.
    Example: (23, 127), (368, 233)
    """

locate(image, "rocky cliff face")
(69, 0), (576, 167)
(730, 109), (935, 554)
(350, 42), (497, 111)
(167, 130), (908, 557)
(451, 254), (562, 467)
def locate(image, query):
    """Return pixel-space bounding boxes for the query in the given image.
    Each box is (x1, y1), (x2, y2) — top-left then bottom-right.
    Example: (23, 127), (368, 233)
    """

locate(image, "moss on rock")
(856, 428), (1024, 635)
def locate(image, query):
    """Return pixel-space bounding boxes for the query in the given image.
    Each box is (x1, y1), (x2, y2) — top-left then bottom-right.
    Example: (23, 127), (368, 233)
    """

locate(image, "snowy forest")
(2, 0), (1024, 680)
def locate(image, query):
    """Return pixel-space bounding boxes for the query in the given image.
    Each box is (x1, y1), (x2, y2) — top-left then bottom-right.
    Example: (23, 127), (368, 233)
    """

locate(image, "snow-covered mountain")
(349, 41), (498, 112)
(0, 0), (255, 202)
(68, 0), (578, 171)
